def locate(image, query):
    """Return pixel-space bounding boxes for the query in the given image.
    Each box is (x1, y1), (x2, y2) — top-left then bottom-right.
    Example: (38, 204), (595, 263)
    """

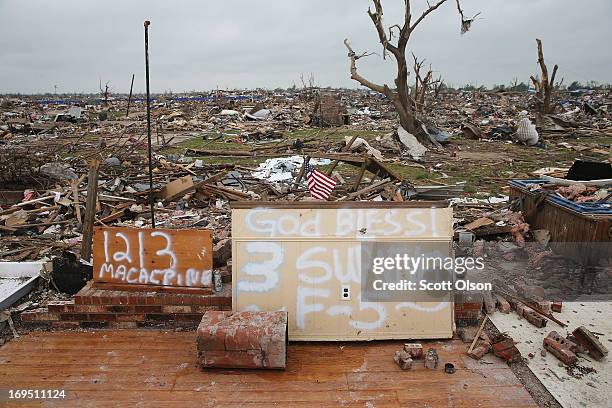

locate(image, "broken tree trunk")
(80, 159), (100, 262)
(530, 38), (558, 115)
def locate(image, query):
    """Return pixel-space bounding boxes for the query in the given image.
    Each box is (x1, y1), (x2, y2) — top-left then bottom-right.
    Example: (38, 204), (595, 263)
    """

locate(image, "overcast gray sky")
(0, 0), (610, 94)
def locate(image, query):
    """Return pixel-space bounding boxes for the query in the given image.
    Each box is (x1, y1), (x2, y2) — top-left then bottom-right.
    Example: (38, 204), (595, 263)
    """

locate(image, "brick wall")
(454, 291), (483, 327)
(21, 283), (232, 329)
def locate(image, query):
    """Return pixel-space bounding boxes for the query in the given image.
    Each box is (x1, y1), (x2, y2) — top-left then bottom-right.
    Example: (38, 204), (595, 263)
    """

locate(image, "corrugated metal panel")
(232, 202), (454, 341)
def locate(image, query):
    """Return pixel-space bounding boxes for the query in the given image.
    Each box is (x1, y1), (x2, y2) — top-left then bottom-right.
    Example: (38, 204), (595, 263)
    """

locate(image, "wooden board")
(0, 331), (538, 407)
(92, 227), (213, 290)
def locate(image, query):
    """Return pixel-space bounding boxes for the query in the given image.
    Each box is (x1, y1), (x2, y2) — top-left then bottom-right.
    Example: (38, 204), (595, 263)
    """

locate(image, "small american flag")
(304, 162), (336, 200)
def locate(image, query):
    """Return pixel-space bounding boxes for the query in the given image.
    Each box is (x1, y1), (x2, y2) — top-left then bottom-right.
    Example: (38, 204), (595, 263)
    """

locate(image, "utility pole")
(144, 20), (155, 228)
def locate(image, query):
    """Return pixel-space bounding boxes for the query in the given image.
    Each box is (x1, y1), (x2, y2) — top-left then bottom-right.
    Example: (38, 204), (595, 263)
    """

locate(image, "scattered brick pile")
(21, 283), (232, 329)
(197, 311), (287, 369)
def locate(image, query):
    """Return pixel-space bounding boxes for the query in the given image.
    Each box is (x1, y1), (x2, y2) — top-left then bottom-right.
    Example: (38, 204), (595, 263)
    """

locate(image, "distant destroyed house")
(310, 93), (349, 127)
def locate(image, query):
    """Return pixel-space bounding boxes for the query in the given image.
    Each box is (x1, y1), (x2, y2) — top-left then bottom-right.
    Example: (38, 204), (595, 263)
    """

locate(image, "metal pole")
(126, 73), (135, 118)
(144, 20), (155, 228)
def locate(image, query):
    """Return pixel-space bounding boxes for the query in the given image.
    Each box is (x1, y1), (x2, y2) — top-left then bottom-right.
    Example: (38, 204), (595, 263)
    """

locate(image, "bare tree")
(530, 39), (558, 115)
(344, 0), (476, 144)
(299, 73), (317, 101)
(411, 54), (443, 113)
(99, 79), (111, 106)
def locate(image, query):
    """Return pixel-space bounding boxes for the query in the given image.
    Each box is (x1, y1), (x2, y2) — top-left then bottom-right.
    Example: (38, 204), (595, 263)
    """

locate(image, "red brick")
(196, 311), (287, 369)
(173, 313), (204, 322)
(106, 305), (135, 314)
(99, 291), (113, 305)
(523, 310), (548, 328)
(393, 350), (413, 370)
(468, 341), (492, 360)
(85, 313), (117, 322)
(495, 295), (511, 314)
(197, 295), (211, 306)
(551, 302), (562, 313)
(20, 308), (60, 322)
(134, 305), (163, 314)
(116, 314), (145, 322)
(162, 305), (192, 314)
(543, 331), (578, 365)
(572, 326), (608, 361)
(515, 303), (526, 317)
(403, 343), (423, 359)
(109, 321), (138, 329)
(74, 305), (108, 313)
(61, 313), (88, 321)
(192, 305), (217, 313)
(51, 321), (80, 329)
(80, 321), (109, 329)
(145, 314), (170, 322)
(92, 290), (102, 305)
(536, 301), (551, 314)
(160, 294), (175, 306)
(492, 334), (521, 363)
(110, 292), (121, 305)
(461, 303), (483, 311)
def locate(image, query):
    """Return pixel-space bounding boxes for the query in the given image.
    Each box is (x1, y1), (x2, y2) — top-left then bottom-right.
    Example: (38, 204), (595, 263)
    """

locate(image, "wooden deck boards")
(0, 330), (538, 407)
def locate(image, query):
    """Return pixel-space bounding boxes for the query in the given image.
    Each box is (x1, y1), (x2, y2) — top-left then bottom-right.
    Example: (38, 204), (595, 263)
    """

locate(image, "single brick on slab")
(196, 311), (287, 370)
(523, 310), (548, 328)
(572, 326), (608, 361)
(543, 331), (578, 365)
(492, 334), (521, 363)
(495, 295), (511, 314)
(393, 350), (413, 370)
(468, 341), (491, 360)
(403, 343), (423, 359)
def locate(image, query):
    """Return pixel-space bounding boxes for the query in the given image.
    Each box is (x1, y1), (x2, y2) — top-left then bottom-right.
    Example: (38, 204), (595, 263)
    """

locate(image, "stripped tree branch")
(410, 0), (446, 32)
(344, 39), (388, 96)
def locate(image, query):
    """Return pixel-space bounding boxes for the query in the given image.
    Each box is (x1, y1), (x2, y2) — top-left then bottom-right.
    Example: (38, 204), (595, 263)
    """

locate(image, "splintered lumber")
(352, 155), (369, 192)
(467, 316), (489, 355)
(325, 134), (359, 176)
(313, 153), (402, 182)
(81, 159), (100, 262)
(339, 179), (390, 201)
(198, 184), (250, 201)
(71, 182), (82, 224)
(186, 148), (252, 157)
(293, 156), (310, 190)
(0, 195), (56, 216)
(159, 176), (195, 202)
